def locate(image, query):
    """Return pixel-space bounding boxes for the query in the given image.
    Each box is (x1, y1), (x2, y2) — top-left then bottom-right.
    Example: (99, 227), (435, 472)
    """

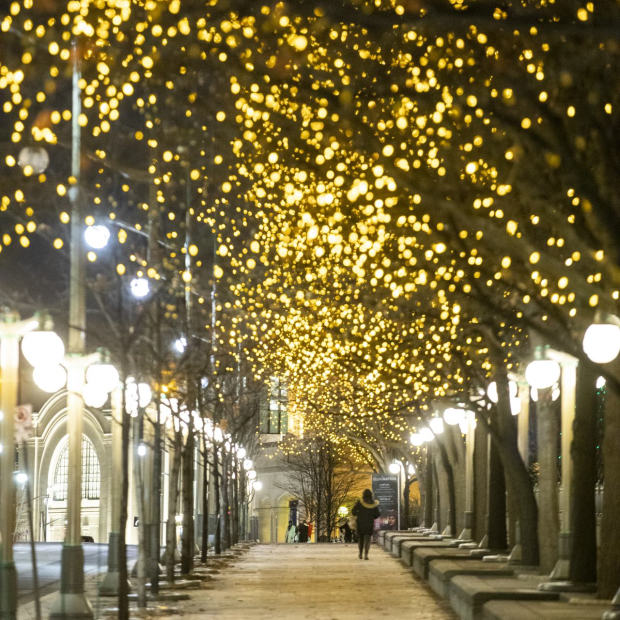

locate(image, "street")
(14, 542), (137, 603)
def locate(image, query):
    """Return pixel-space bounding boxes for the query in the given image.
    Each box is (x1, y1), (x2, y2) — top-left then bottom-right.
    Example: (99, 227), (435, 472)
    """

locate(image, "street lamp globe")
(419, 427), (435, 443)
(84, 225), (110, 249)
(86, 362), (119, 393)
(130, 277), (150, 298)
(388, 461), (400, 474)
(33, 364), (67, 393)
(247, 469), (257, 481)
(429, 417), (444, 435)
(443, 407), (465, 426)
(525, 359), (561, 390)
(582, 323), (620, 364)
(252, 480), (263, 492)
(83, 383), (108, 408)
(18, 145), (49, 174)
(21, 330), (64, 367)
(409, 433), (424, 447)
(243, 458), (253, 471)
(237, 447), (247, 460)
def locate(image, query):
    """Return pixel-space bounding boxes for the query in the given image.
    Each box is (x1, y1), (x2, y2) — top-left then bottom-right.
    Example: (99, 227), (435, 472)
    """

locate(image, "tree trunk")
(232, 457), (239, 545)
(221, 450), (231, 550)
(570, 361), (598, 583)
(165, 433), (182, 583)
(133, 417), (147, 609)
(473, 423), (488, 542)
(423, 447), (434, 528)
(487, 440), (507, 550)
(118, 375), (130, 620)
(537, 389), (560, 573)
(494, 369), (539, 565)
(200, 439), (209, 563)
(436, 438), (457, 537)
(599, 361), (620, 598)
(213, 445), (222, 554)
(181, 430), (195, 575)
(150, 415), (162, 596)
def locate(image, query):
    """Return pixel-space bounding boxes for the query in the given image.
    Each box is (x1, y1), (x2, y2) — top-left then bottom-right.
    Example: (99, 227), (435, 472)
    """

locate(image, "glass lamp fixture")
(247, 469), (257, 481)
(237, 447), (247, 460)
(487, 380), (518, 404)
(583, 322), (620, 364)
(86, 361), (119, 394)
(83, 383), (108, 408)
(443, 407), (465, 426)
(130, 277), (150, 298)
(388, 461), (400, 474)
(525, 358), (561, 390)
(410, 433), (424, 447)
(84, 225), (110, 249)
(420, 427), (435, 443)
(252, 480), (263, 492)
(429, 417), (444, 435)
(18, 145), (49, 174)
(21, 330), (64, 367)
(596, 376), (606, 389)
(33, 364), (67, 393)
(243, 459), (253, 471)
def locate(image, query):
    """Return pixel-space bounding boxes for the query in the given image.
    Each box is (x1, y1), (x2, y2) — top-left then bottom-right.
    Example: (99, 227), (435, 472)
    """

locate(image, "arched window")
(51, 436), (100, 501)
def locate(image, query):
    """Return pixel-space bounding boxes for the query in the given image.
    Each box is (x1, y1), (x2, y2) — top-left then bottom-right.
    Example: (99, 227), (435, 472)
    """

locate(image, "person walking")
(285, 520), (297, 543)
(351, 489), (380, 560)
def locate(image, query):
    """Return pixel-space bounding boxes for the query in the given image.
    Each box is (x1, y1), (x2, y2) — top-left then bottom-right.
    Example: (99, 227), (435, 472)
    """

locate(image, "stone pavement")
(181, 543), (456, 619)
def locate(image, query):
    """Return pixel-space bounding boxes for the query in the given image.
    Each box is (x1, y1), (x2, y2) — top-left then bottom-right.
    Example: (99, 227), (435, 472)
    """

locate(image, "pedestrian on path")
(285, 520), (297, 543)
(352, 489), (380, 560)
(298, 520), (309, 543)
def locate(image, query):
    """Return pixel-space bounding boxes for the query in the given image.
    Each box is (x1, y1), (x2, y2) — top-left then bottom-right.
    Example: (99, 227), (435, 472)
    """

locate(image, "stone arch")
(36, 392), (111, 542)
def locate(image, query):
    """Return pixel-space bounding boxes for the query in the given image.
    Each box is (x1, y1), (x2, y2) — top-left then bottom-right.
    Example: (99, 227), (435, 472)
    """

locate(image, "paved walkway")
(183, 543), (456, 619)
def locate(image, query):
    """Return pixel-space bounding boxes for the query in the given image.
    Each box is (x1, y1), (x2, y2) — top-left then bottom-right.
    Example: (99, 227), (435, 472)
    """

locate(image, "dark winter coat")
(352, 499), (380, 535)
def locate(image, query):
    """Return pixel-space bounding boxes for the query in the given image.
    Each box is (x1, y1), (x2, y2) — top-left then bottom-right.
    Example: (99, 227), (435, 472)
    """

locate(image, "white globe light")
(21, 331), (64, 367)
(420, 427), (435, 443)
(137, 443), (147, 457)
(243, 458), (253, 471)
(83, 383), (108, 408)
(487, 380), (518, 404)
(252, 480), (263, 492)
(33, 364), (67, 393)
(84, 225), (110, 249)
(525, 359), (561, 390)
(429, 417), (444, 435)
(18, 146), (49, 174)
(596, 376), (606, 389)
(130, 277), (150, 298)
(443, 407), (465, 426)
(410, 433), (424, 447)
(174, 337), (187, 354)
(583, 323), (620, 364)
(247, 469), (257, 481)
(86, 362), (119, 393)
(388, 461), (400, 474)
(237, 447), (247, 460)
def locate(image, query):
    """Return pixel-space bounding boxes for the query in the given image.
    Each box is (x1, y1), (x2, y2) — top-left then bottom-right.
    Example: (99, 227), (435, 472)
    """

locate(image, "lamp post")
(0, 311), (57, 620)
(34, 351), (118, 620)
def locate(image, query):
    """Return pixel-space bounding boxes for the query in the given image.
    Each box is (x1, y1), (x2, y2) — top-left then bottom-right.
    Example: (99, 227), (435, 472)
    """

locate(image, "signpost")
(372, 473), (400, 532)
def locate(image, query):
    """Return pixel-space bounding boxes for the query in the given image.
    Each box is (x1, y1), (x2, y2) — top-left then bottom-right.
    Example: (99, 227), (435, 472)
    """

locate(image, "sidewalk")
(181, 543), (455, 619)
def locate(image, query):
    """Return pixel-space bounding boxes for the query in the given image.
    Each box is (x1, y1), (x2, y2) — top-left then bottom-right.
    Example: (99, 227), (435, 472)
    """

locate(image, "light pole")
(0, 311), (52, 619)
(33, 350), (118, 620)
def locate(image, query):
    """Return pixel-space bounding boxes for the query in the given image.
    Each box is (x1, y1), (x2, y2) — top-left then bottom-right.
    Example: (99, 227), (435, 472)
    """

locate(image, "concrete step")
(412, 547), (484, 580)
(482, 599), (611, 619)
(447, 574), (558, 620)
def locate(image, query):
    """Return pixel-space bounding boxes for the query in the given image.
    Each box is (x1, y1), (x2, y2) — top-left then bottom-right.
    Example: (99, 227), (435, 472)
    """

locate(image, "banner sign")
(372, 473), (399, 531)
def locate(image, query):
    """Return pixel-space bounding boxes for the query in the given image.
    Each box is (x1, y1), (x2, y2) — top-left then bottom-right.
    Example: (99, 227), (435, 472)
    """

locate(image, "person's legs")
(363, 534), (371, 559)
(358, 535), (364, 558)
